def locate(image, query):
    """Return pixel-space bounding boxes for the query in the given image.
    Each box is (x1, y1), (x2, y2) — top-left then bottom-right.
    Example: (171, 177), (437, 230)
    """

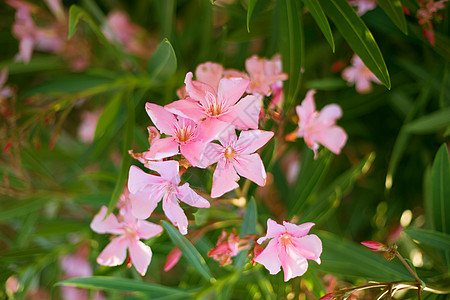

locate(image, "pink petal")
(315, 126), (347, 155)
(355, 78), (373, 94)
(145, 160), (180, 184)
(180, 140), (207, 167)
(211, 160), (240, 198)
(90, 206), (122, 235)
(317, 104), (342, 126)
(283, 221), (315, 238)
(195, 62), (224, 91)
(162, 194), (189, 235)
(130, 189), (159, 220)
(245, 56), (264, 79)
(279, 245), (309, 281)
(128, 165), (160, 194)
(254, 239), (282, 274)
(184, 72), (216, 107)
(145, 103), (177, 135)
(97, 236), (128, 267)
(257, 218), (286, 244)
(146, 137), (179, 160)
(165, 99), (207, 122)
(232, 153), (266, 186)
(296, 90), (316, 126)
(217, 77), (249, 108)
(236, 130), (274, 155)
(178, 183), (210, 208)
(198, 118), (235, 143)
(292, 234), (323, 264)
(129, 240), (152, 276)
(136, 220), (163, 239)
(164, 247), (182, 271)
(197, 142), (222, 168)
(221, 95), (261, 130)
(17, 37), (34, 64)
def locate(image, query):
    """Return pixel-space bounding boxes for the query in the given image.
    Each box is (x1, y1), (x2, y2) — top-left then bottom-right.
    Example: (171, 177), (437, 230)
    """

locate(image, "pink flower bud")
(319, 293), (334, 300)
(5, 276), (19, 294)
(361, 241), (389, 251)
(164, 247), (182, 271)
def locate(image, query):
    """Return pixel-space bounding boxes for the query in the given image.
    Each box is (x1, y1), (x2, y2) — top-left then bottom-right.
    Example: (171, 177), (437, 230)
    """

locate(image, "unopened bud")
(361, 241), (389, 251)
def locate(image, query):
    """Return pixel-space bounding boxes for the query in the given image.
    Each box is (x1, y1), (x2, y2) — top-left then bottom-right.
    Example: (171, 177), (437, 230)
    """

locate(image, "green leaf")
(302, 0), (335, 52)
(162, 221), (214, 281)
(318, 231), (414, 281)
(405, 229), (450, 251)
(279, 0), (304, 111)
(147, 39), (177, 82)
(247, 0), (259, 32)
(94, 92), (124, 139)
(107, 93), (134, 214)
(405, 108), (450, 134)
(56, 276), (191, 298)
(0, 198), (48, 221)
(377, 0), (408, 34)
(240, 197), (257, 237)
(318, 0), (391, 89)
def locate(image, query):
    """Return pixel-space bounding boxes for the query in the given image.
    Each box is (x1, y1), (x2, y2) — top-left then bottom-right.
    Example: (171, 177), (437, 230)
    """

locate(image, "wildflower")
(348, 0), (377, 15)
(254, 219), (322, 282)
(342, 55), (381, 93)
(90, 206), (163, 275)
(416, 0), (448, 45)
(78, 109), (101, 144)
(127, 160), (210, 234)
(361, 241), (390, 251)
(208, 229), (243, 266)
(198, 129), (273, 198)
(295, 90), (347, 158)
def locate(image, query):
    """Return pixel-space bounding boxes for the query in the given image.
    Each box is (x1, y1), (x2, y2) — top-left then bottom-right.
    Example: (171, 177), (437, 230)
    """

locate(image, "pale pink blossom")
(78, 109), (101, 144)
(342, 55), (381, 93)
(254, 218), (322, 282)
(295, 90), (347, 158)
(5, 276), (19, 294)
(164, 247), (183, 271)
(127, 161), (210, 234)
(348, 0), (377, 15)
(198, 130), (273, 198)
(207, 229), (244, 266)
(165, 72), (261, 131)
(145, 103), (231, 166)
(195, 62), (224, 92)
(90, 206), (163, 275)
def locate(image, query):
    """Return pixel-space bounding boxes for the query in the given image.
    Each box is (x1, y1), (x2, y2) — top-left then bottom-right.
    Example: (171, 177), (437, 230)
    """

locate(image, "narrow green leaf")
(56, 276), (191, 297)
(162, 221), (213, 281)
(147, 39), (177, 82)
(405, 108), (450, 134)
(302, 0), (335, 52)
(318, 0), (391, 89)
(377, 0), (408, 34)
(405, 229), (450, 251)
(240, 197), (257, 237)
(318, 231), (414, 281)
(107, 94), (134, 214)
(68, 5), (86, 39)
(0, 198), (48, 221)
(94, 92), (124, 139)
(247, 0), (259, 32)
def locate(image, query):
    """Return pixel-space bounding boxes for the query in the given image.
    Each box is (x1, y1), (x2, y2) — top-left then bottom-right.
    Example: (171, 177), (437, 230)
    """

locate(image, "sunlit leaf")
(405, 229), (450, 251)
(247, 0), (259, 32)
(147, 39), (177, 82)
(377, 0), (408, 34)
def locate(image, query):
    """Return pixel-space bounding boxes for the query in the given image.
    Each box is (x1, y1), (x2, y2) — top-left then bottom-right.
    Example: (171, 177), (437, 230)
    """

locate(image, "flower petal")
(162, 194), (189, 235)
(184, 72), (216, 107)
(146, 160), (180, 184)
(257, 218), (286, 244)
(90, 206), (122, 235)
(165, 99), (207, 122)
(145, 103), (177, 135)
(314, 126), (347, 155)
(221, 95), (261, 130)
(217, 76), (249, 108)
(136, 220), (163, 239)
(146, 137), (179, 160)
(130, 189), (159, 220)
(283, 221), (315, 238)
(198, 118), (235, 143)
(129, 240), (152, 276)
(128, 165), (160, 194)
(97, 236), (128, 267)
(197, 142), (222, 168)
(178, 183), (210, 208)
(180, 140), (207, 167)
(292, 234), (323, 264)
(316, 104), (342, 126)
(232, 153), (266, 186)
(236, 130), (274, 155)
(254, 239), (282, 275)
(195, 62), (224, 91)
(279, 246), (308, 281)
(211, 160), (240, 198)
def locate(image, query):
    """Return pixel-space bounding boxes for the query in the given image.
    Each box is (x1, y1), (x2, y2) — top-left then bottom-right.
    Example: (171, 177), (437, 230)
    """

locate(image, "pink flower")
(145, 103), (231, 166)
(207, 229), (243, 266)
(348, 0), (377, 15)
(361, 241), (390, 251)
(342, 55), (381, 93)
(198, 130), (273, 198)
(416, 0), (448, 45)
(5, 276), (19, 294)
(296, 90), (347, 158)
(165, 72), (261, 131)
(78, 109), (101, 144)
(60, 254), (92, 278)
(0, 68), (13, 100)
(254, 219), (322, 282)
(195, 62), (224, 92)
(127, 161), (210, 234)
(164, 247), (182, 271)
(90, 206), (163, 276)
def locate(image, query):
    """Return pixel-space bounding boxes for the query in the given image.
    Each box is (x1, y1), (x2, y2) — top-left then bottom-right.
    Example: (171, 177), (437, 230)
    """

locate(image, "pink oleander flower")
(254, 219), (322, 282)
(78, 109), (101, 144)
(166, 72), (261, 131)
(5, 276), (19, 294)
(164, 247), (183, 271)
(198, 129), (273, 198)
(348, 0), (377, 15)
(208, 229), (244, 266)
(127, 160), (210, 234)
(90, 206), (163, 276)
(103, 11), (153, 58)
(342, 55), (381, 93)
(145, 103), (231, 166)
(416, 0), (448, 45)
(295, 90), (347, 159)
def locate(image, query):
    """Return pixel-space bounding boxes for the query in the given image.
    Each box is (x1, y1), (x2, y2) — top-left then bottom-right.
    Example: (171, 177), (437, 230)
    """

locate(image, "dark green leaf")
(162, 221), (213, 281)
(56, 276), (190, 297)
(405, 108), (450, 134)
(302, 0), (335, 52)
(318, 0), (391, 89)
(240, 197), (257, 237)
(94, 92), (124, 139)
(405, 229), (450, 251)
(247, 0), (259, 32)
(377, 0), (408, 34)
(147, 39), (177, 82)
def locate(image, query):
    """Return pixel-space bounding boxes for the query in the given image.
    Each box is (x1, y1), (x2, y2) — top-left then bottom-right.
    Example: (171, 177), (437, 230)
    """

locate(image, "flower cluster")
(342, 54), (381, 94)
(416, 0), (448, 45)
